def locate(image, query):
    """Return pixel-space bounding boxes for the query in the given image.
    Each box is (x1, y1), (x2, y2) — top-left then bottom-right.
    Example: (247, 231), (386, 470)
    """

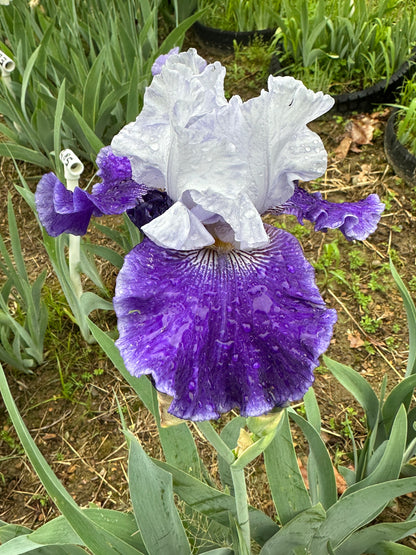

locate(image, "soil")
(0, 31), (416, 551)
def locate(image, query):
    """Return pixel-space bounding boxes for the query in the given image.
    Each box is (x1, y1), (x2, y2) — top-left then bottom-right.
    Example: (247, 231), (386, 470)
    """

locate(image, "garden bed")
(0, 35), (416, 549)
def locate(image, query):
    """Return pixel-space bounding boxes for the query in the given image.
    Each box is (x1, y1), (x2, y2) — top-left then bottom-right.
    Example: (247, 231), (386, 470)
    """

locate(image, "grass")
(197, 0), (281, 32)
(395, 78), (416, 156)
(274, 0), (416, 94)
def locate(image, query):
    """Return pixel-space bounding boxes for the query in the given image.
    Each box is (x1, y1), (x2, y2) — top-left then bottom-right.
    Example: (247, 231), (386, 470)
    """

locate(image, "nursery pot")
(384, 109), (416, 186)
(193, 20), (276, 50)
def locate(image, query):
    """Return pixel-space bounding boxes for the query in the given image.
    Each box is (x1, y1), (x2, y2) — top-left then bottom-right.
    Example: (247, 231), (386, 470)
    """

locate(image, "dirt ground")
(0, 34), (415, 549)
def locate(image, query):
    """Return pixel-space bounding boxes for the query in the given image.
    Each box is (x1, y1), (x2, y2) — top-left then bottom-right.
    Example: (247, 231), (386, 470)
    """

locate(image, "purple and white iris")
(35, 48), (384, 421)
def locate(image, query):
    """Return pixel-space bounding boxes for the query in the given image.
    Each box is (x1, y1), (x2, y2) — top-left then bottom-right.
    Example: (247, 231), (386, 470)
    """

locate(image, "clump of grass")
(275, 0), (416, 94)
(224, 37), (276, 99)
(395, 78), (416, 156)
(198, 0), (281, 32)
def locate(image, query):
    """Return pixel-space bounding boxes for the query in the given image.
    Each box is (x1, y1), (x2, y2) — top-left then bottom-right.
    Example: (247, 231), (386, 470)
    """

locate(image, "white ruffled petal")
(141, 201), (215, 250)
(111, 49), (227, 192)
(238, 76), (334, 213)
(188, 189), (269, 250)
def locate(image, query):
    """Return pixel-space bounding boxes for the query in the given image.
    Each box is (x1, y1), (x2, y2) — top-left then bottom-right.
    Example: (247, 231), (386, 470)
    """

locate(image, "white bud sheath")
(59, 149), (84, 299)
(0, 50), (15, 76)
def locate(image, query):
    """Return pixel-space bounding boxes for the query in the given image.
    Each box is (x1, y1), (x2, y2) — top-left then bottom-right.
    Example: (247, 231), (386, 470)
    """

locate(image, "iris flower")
(36, 48), (384, 421)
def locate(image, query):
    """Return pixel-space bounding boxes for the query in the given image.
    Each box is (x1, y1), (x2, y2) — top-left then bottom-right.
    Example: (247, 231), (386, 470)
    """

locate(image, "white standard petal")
(111, 48), (227, 191)
(187, 189), (269, 250)
(141, 201), (215, 250)
(237, 76), (335, 213)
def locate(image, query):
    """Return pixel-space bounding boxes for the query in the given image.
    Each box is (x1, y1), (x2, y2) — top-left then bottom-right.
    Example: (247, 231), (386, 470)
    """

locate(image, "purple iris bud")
(282, 186), (385, 241)
(127, 190), (174, 229)
(151, 47), (180, 76)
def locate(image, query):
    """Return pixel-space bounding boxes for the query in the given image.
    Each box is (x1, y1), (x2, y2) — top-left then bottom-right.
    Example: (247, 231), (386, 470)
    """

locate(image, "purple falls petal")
(35, 173), (100, 236)
(114, 224), (337, 421)
(282, 186), (385, 241)
(90, 146), (146, 214)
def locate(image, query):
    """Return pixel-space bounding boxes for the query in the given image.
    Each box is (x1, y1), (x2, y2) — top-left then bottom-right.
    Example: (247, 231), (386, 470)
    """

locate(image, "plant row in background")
(0, 0), (199, 172)
(195, 0), (416, 96)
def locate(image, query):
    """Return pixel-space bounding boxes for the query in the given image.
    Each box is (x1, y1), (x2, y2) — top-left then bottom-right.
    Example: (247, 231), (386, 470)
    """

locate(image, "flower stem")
(197, 421), (251, 553)
(230, 465), (251, 554)
(196, 421), (235, 465)
(68, 234), (82, 300)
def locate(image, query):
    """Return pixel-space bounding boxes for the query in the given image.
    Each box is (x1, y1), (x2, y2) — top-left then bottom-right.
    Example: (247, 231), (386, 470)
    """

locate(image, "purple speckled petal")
(90, 146), (146, 214)
(114, 224), (337, 421)
(282, 186), (385, 241)
(35, 173), (99, 236)
(35, 148), (146, 237)
(151, 47), (180, 75)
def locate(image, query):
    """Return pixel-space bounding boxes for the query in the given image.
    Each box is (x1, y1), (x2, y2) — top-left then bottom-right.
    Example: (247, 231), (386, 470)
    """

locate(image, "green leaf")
(289, 409), (337, 510)
(70, 106), (105, 155)
(0, 537), (87, 554)
(82, 244), (124, 270)
(335, 519), (416, 555)
(20, 22), (54, 120)
(126, 57), (141, 123)
(87, 319), (156, 414)
(0, 364), (145, 555)
(264, 411), (311, 525)
(152, 458), (279, 546)
(259, 504), (326, 555)
(29, 509), (145, 552)
(0, 144), (51, 168)
(7, 195), (28, 283)
(88, 320), (202, 478)
(82, 49), (105, 130)
(79, 292), (113, 315)
(218, 417), (246, 494)
(159, 420), (202, 479)
(128, 432), (191, 555)
(390, 260), (416, 377)
(304, 388), (321, 432)
(53, 79), (66, 182)
(200, 549), (233, 554)
(309, 478), (416, 554)
(323, 356), (380, 430)
(342, 405), (407, 496)
(157, 11), (204, 54)
(368, 541), (416, 554)
(0, 524), (32, 543)
(382, 375), (416, 434)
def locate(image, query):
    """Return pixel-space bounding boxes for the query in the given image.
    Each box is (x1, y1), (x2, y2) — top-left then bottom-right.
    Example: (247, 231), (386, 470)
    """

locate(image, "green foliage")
(274, 0), (416, 94)
(0, 0), (199, 171)
(0, 195), (48, 372)
(2, 334), (416, 554)
(198, 0), (281, 32)
(224, 36), (276, 98)
(394, 78), (416, 156)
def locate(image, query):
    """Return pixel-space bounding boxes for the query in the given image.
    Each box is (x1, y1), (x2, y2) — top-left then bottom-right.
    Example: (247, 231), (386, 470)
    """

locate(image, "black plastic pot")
(193, 20), (276, 50)
(270, 49), (416, 114)
(384, 109), (416, 186)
